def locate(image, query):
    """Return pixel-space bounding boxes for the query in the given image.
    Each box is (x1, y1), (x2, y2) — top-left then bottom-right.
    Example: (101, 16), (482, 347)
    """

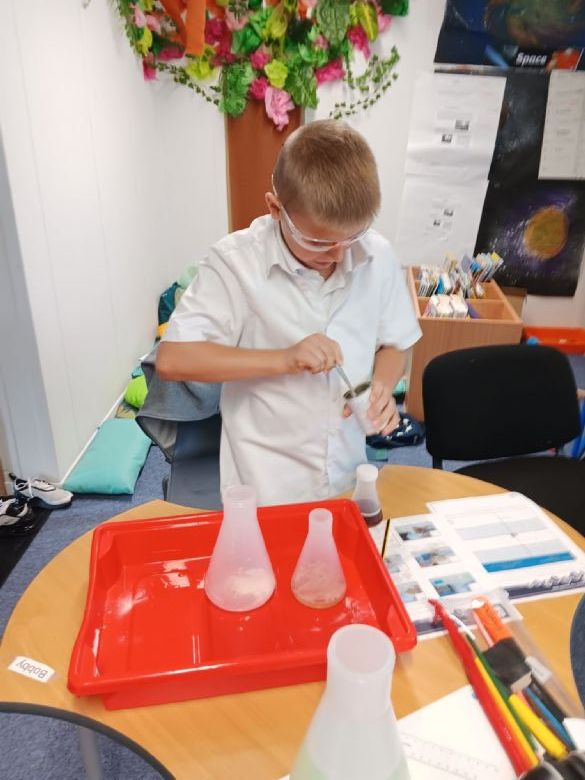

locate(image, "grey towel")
(136, 343), (221, 461)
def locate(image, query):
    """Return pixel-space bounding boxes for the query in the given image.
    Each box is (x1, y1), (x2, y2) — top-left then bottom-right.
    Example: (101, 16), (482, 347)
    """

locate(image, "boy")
(157, 120), (421, 505)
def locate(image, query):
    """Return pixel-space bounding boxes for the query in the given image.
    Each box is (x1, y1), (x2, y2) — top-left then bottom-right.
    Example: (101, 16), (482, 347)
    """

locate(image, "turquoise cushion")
(64, 419), (151, 495)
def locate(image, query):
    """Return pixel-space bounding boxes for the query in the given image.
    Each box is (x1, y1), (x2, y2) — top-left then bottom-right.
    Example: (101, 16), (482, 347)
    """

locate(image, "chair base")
(455, 456), (585, 533)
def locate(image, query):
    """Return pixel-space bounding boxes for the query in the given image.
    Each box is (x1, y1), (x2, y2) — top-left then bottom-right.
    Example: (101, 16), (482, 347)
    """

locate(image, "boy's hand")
(284, 334), (343, 375)
(343, 380), (400, 435)
(368, 381), (400, 435)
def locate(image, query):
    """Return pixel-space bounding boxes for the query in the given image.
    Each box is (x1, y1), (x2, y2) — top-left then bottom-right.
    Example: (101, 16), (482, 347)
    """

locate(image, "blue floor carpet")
(0, 448), (170, 780)
(1, 354), (583, 779)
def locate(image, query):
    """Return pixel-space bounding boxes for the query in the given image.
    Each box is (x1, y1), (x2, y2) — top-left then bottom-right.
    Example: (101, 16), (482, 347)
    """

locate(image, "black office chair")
(571, 596), (585, 709)
(422, 344), (585, 533)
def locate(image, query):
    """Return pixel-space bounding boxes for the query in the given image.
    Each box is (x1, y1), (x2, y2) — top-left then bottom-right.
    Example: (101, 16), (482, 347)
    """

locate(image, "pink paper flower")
(264, 86), (294, 131)
(377, 12), (392, 33)
(250, 46), (272, 71)
(133, 4), (147, 27)
(348, 25), (371, 58)
(315, 58), (345, 85)
(225, 10), (248, 31)
(249, 76), (269, 100)
(158, 45), (184, 62)
(313, 34), (329, 50)
(145, 14), (161, 34)
(142, 55), (157, 81)
(205, 18), (226, 45)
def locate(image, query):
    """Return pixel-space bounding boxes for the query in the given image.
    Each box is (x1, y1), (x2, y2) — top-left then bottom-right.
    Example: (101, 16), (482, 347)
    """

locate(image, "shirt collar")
(270, 220), (373, 278)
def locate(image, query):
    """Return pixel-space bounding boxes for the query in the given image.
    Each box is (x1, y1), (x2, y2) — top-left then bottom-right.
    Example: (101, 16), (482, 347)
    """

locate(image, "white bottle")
(204, 484), (276, 611)
(290, 624), (410, 780)
(352, 464), (383, 526)
(291, 508), (346, 609)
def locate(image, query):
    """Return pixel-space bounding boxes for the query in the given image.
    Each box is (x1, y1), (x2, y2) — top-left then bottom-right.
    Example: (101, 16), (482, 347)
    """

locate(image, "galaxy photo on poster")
(435, 0), (585, 71)
(475, 180), (585, 296)
(488, 69), (549, 184)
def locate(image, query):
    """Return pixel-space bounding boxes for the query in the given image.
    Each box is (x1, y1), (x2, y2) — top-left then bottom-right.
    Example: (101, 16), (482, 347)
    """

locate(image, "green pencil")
(464, 632), (539, 752)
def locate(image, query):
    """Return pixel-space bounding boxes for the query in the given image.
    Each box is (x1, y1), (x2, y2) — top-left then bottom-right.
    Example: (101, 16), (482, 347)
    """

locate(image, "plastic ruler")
(400, 732), (502, 779)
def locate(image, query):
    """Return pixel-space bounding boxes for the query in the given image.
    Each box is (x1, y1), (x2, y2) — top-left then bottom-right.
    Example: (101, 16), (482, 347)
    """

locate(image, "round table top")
(0, 465), (582, 780)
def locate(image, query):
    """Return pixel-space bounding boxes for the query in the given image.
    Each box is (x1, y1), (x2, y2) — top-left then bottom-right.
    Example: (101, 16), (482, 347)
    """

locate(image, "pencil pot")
(290, 624), (410, 780)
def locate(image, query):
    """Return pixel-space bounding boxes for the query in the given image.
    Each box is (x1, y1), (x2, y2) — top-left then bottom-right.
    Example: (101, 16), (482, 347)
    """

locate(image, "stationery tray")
(68, 499), (416, 710)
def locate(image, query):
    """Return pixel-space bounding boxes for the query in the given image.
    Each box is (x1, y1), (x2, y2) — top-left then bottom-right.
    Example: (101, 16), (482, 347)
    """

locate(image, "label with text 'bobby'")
(8, 656), (55, 683)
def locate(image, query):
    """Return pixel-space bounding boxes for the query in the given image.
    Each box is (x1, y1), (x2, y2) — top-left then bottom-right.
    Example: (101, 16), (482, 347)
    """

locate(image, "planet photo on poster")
(484, 0), (585, 51)
(435, 0), (585, 69)
(475, 181), (585, 296)
(522, 205), (569, 259)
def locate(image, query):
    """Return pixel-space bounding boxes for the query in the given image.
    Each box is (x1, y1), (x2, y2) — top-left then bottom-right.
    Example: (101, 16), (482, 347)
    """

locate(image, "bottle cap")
(356, 464), (378, 482)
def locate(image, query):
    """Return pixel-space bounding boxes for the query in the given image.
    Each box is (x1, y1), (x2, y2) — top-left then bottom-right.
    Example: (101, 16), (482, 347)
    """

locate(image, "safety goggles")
(272, 179), (370, 252)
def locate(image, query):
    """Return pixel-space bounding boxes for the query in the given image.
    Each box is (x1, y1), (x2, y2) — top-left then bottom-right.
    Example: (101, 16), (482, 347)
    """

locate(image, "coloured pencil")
(430, 600), (535, 776)
(524, 687), (576, 751)
(473, 656), (540, 769)
(530, 678), (568, 724)
(508, 692), (569, 759)
(452, 614), (539, 759)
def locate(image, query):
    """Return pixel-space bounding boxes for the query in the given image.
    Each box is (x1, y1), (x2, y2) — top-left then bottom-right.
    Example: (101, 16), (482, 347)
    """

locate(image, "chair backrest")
(571, 595), (585, 709)
(423, 344), (580, 463)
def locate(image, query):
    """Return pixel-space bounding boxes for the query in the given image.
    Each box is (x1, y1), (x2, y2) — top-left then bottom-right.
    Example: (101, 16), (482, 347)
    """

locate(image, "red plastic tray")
(523, 326), (585, 354)
(68, 499), (416, 710)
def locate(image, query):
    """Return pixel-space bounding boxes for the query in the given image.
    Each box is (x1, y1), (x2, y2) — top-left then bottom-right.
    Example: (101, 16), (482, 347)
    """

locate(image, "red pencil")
(430, 600), (533, 777)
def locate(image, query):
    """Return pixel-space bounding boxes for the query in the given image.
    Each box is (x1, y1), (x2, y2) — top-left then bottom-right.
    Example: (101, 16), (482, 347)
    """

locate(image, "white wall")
(311, 0), (585, 327)
(0, 135), (58, 483)
(0, 0), (227, 480)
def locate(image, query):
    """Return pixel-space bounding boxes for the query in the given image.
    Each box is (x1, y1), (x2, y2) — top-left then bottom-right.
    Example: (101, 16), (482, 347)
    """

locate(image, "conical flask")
(352, 463), (383, 526)
(291, 508), (346, 609)
(290, 624), (410, 780)
(204, 484), (276, 612)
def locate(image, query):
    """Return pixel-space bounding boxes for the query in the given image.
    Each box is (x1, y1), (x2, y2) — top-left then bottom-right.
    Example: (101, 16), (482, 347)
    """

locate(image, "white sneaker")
(0, 497), (36, 535)
(10, 473), (73, 508)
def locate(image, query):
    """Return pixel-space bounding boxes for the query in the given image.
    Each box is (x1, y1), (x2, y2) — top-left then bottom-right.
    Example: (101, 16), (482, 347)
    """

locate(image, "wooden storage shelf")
(405, 266), (523, 421)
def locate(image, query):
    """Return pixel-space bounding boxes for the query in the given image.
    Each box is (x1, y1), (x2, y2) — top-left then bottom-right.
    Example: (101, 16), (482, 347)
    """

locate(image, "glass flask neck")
(222, 485), (257, 526)
(308, 508), (334, 539)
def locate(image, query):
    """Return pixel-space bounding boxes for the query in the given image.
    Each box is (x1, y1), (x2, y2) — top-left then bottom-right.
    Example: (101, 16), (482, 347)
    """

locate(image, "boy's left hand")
(367, 381), (400, 435)
(342, 380), (400, 435)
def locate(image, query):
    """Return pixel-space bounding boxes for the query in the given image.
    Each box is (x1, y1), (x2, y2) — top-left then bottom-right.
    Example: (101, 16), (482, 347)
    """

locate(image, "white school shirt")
(163, 215), (421, 506)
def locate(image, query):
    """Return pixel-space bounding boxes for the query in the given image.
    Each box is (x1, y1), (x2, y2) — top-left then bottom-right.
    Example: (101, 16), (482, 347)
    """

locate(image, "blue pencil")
(524, 687), (576, 751)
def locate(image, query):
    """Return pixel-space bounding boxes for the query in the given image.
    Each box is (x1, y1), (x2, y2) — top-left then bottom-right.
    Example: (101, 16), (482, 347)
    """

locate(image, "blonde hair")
(273, 119), (380, 227)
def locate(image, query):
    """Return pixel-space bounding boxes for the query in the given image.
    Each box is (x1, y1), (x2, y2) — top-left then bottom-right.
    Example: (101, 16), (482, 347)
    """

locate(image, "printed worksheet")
(539, 71), (585, 180)
(395, 177), (489, 265)
(427, 493), (585, 601)
(378, 493), (585, 637)
(406, 73), (506, 182)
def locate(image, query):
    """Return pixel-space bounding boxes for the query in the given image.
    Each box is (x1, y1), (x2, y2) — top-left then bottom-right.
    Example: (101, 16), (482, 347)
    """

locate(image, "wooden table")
(0, 466), (582, 780)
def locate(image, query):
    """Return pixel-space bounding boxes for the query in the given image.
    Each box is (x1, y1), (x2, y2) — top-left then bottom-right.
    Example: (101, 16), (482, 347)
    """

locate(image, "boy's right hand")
(283, 334), (343, 375)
